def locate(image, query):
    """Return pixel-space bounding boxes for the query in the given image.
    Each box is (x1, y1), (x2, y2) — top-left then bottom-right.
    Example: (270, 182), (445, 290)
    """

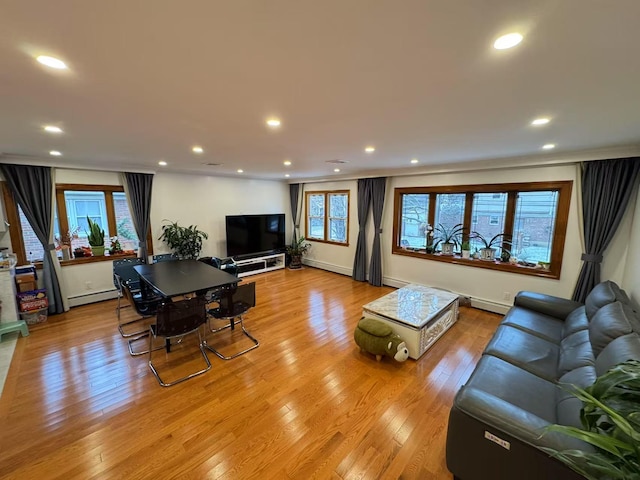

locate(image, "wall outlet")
(502, 291), (511, 301)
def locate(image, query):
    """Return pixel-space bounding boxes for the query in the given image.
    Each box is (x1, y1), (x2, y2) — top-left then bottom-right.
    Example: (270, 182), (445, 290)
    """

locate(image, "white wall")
(53, 169), (289, 303)
(622, 183), (640, 310)
(302, 164), (633, 312)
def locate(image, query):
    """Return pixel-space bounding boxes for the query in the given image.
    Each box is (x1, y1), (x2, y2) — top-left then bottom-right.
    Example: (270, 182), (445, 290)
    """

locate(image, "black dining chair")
(113, 257), (145, 335)
(121, 281), (164, 356)
(148, 296), (211, 387)
(152, 253), (178, 263)
(203, 282), (259, 360)
(198, 256), (239, 277)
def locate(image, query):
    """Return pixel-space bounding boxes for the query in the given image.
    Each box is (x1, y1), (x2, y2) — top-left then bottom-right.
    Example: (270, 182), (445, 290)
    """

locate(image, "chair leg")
(203, 314), (259, 360)
(148, 328), (212, 387)
(128, 332), (164, 356)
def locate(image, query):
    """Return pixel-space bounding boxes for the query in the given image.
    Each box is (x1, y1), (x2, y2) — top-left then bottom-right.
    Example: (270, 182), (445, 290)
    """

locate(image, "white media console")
(234, 252), (286, 277)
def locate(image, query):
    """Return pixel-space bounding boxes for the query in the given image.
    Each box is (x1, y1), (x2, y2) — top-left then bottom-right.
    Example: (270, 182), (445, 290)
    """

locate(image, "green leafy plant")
(544, 360), (640, 480)
(86, 217), (105, 247)
(158, 220), (208, 260)
(433, 223), (465, 247)
(286, 236), (311, 269)
(469, 231), (509, 249)
(461, 241), (471, 251)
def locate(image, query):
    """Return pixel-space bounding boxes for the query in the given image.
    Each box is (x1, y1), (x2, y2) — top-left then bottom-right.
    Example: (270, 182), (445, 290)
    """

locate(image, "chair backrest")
(198, 256), (222, 269)
(122, 280), (161, 317)
(155, 296), (208, 338)
(153, 253), (178, 263)
(113, 257), (144, 290)
(219, 282), (256, 317)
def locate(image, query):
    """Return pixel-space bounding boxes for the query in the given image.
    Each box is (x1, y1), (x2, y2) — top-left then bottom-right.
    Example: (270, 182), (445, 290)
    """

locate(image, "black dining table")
(134, 259), (240, 298)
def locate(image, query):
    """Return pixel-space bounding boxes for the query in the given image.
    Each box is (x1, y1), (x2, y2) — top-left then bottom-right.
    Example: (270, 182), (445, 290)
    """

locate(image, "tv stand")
(234, 252), (285, 277)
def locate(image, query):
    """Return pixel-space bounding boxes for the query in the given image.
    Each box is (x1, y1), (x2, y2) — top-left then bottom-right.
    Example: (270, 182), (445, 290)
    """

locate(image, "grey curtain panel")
(572, 158), (640, 302)
(353, 179), (372, 281)
(0, 164), (67, 314)
(122, 172), (154, 263)
(289, 183), (301, 243)
(368, 177), (387, 286)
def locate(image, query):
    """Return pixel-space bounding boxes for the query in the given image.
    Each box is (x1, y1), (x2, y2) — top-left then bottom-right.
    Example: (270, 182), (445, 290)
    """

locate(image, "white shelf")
(235, 253), (285, 277)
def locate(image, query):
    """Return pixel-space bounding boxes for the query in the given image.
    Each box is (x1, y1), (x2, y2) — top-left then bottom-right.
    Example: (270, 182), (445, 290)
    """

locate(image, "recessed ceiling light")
(36, 55), (68, 69)
(542, 143), (556, 150)
(410, 158), (419, 164)
(237, 169), (244, 173)
(44, 125), (63, 134)
(192, 146), (204, 154)
(493, 33), (523, 50)
(285, 174), (290, 178)
(266, 118), (281, 128)
(49, 150), (62, 156)
(283, 160), (292, 166)
(334, 168), (340, 172)
(365, 146), (375, 153)
(158, 161), (167, 166)
(531, 117), (550, 126)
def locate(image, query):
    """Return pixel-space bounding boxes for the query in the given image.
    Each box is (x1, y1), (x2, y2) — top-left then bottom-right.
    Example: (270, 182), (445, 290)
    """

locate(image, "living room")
(1, 2), (640, 479)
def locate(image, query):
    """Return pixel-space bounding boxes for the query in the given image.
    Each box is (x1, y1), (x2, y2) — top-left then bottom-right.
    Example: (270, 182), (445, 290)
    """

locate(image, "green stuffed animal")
(354, 317), (409, 362)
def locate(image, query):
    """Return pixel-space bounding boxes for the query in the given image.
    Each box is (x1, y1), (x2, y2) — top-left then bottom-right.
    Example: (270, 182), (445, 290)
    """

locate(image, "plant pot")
(91, 246), (105, 256)
(461, 250), (471, 259)
(479, 247), (496, 261)
(425, 246), (434, 254)
(289, 254), (303, 269)
(441, 243), (455, 255)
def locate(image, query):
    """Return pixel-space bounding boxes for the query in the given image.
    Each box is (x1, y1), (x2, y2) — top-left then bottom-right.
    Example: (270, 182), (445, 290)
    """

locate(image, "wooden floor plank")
(0, 267), (502, 479)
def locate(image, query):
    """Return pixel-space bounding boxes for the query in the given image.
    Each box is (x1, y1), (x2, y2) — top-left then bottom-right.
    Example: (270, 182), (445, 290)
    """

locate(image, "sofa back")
(590, 301), (640, 375)
(584, 280), (631, 320)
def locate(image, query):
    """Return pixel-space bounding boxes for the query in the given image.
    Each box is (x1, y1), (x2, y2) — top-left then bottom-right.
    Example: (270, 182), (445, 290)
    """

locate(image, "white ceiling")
(1, 1), (639, 181)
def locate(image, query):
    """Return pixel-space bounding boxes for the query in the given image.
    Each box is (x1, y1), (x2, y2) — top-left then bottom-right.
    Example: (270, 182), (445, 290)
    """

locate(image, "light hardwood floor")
(0, 267), (502, 480)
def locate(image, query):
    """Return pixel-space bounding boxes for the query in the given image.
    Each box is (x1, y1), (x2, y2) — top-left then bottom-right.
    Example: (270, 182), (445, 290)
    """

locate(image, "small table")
(134, 260), (240, 298)
(362, 285), (459, 360)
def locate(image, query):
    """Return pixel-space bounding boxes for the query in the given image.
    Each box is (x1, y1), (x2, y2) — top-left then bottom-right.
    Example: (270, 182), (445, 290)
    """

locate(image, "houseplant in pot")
(434, 223), (465, 255)
(286, 236), (311, 269)
(469, 231), (510, 261)
(86, 217), (106, 256)
(158, 220), (208, 259)
(461, 241), (471, 259)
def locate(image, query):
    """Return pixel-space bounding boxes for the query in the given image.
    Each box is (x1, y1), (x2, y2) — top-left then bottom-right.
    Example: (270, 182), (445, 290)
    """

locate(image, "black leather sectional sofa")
(446, 281), (640, 480)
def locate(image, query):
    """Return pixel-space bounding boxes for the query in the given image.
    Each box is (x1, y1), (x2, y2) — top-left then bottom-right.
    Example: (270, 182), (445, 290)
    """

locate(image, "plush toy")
(354, 317), (409, 362)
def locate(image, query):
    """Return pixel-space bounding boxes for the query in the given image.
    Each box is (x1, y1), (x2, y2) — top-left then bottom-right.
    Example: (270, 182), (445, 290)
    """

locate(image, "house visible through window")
(305, 190), (350, 245)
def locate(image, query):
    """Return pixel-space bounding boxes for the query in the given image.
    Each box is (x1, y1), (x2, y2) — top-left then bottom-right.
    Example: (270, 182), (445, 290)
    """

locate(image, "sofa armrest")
(514, 292), (583, 320)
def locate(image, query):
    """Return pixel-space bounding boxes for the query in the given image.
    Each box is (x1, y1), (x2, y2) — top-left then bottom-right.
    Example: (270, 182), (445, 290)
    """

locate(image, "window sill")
(392, 247), (560, 279)
(31, 253), (138, 269)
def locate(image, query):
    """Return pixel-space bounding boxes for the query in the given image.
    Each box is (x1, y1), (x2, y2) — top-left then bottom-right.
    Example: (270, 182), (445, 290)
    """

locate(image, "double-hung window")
(305, 190), (350, 245)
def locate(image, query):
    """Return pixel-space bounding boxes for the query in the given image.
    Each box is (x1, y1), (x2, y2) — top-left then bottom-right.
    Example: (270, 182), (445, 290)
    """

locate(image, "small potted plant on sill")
(434, 223), (465, 255)
(86, 217), (106, 256)
(286, 236), (311, 269)
(469, 231), (511, 261)
(461, 241), (471, 259)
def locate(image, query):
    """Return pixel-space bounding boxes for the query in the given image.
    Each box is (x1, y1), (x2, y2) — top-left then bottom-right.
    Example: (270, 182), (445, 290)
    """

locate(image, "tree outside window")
(305, 190), (350, 245)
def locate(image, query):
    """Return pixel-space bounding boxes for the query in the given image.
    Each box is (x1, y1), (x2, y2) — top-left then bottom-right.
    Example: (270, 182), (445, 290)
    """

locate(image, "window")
(2, 182), (152, 265)
(305, 190), (350, 245)
(392, 181), (572, 278)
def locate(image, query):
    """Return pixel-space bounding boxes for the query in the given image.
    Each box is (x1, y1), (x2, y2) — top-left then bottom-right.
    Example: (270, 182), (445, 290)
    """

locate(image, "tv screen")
(226, 214), (286, 258)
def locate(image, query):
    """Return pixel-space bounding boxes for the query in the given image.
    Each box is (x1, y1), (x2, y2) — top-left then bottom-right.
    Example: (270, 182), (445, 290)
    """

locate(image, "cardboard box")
(17, 289), (48, 312)
(15, 273), (36, 284)
(18, 281), (37, 293)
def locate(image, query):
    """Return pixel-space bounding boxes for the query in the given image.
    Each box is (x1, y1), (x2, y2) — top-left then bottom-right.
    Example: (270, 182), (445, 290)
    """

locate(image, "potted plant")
(286, 236), (311, 269)
(469, 231), (510, 261)
(434, 223), (465, 255)
(544, 360), (640, 480)
(86, 217), (105, 256)
(158, 220), (208, 259)
(461, 241), (471, 259)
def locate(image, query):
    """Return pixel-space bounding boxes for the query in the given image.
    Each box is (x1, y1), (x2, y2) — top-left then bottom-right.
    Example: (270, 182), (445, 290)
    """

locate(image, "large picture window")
(392, 181), (572, 278)
(2, 182), (151, 265)
(305, 190), (350, 245)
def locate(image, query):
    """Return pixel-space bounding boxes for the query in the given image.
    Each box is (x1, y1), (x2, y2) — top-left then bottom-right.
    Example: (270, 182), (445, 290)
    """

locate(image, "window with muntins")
(305, 190), (350, 245)
(392, 181), (572, 279)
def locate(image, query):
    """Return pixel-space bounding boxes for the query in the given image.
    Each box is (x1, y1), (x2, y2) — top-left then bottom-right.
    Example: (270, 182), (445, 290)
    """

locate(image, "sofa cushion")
(483, 325), (559, 382)
(561, 306), (589, 338)
(584, 280), (630, 320)
(501, 306), (564, 344)
(589, 302), (640, 356)
(558, 330), (595, 377)
(595, 333), (640, 375)
(556, 366), (597, 428)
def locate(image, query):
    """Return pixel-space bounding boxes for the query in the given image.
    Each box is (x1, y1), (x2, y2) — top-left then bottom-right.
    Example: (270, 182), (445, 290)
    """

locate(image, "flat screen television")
(225, 213), (286, 258)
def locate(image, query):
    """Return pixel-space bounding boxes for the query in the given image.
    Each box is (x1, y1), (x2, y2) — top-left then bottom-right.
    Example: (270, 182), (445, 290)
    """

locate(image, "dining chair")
(113, 257), (145, 331)
(152, 253), (178, 263)
(121, 281), (164, 356)
(203, 282), (259, 360)
(148, 296), (211, 387)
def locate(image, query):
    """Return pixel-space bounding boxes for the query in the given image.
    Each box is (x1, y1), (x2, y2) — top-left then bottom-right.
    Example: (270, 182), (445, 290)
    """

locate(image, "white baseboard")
(470, 298), (511, 315)
(68, 289), (118, 307)
(303, 259), (353, 277)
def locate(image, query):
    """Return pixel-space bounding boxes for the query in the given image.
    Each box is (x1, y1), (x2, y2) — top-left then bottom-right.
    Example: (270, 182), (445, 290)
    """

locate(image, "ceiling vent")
(202, 162), (223, 166)
(325, 159), (348, 164)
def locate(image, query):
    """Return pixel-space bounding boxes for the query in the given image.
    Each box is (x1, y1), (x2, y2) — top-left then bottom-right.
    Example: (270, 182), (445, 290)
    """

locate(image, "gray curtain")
(353, 179), (372, 281)
(122, 173), (154, 263)
(289, 183), (301, 243)
(368, 177), (387, 286)
(0, 164), (68, 314)
(572, 158), (640, 302)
